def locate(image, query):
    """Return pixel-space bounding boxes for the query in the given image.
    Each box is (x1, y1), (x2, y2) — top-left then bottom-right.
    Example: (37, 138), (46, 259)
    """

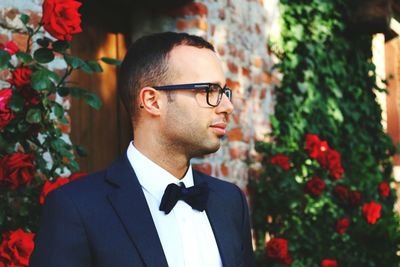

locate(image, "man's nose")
(216, 94), (234, 114)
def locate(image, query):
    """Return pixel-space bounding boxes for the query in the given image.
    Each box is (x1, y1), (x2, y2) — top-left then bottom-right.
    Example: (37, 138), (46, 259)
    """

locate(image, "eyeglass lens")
(206, 84), (232, 106)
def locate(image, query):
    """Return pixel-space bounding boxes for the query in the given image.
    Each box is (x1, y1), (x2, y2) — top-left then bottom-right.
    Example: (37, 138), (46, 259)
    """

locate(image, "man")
(30, 32), (254, 267)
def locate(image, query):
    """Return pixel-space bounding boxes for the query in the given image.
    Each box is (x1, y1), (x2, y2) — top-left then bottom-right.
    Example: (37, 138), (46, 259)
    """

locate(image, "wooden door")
(69, 27), (131, 173)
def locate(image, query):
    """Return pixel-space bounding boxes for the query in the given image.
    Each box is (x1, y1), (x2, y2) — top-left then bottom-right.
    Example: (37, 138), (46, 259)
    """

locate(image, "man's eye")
(209, 84), (221, 92)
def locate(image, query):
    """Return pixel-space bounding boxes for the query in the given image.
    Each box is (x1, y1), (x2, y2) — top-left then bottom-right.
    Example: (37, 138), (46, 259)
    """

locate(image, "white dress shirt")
(127, 142), (223, 267)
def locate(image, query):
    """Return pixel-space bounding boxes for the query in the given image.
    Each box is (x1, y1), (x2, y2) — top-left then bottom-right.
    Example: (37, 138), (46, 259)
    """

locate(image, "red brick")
(227, 61), (238, 73)
(193, 163), (212, 175)
(260, 88), (266, 99)
(28, 11), (42, 28)
(227, 127), (243, 141)
(217, 45), (225, 56)
(168, 2), (208, 17)
(0, 70), (11, 82)
(262, 72), (272, 84)
(57, 113), (71, 134)
(176, 18), (208, 31)
(210, 24), (216, 35)
(253, 56), (263, 68)
(5, 9), (18, 20)
(228, 44), (238, 57)
(226, 78), (241, 90)
(232, 114), (240, 124)
(238, 50), (245, 61)
(221, 162), (229, 176)
(219, 9), (225, 20)
(0, 34), (9, 45)
(11, 33), (29, 51)
(242, 67), (250, 77)
(229, 146), (248, 159)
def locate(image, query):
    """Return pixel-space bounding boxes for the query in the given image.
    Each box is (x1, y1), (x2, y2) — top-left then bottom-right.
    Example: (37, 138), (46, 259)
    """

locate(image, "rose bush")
(265, 238), (292, 266)
(270, 154), (290, 171)
(0, 0), (120, 265)
(0, 229), (35, 266)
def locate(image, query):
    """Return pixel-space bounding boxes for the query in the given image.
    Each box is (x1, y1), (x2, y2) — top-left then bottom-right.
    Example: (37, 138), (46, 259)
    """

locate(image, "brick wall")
(0, 0), (281, 192)
(149, 0), (281, 192)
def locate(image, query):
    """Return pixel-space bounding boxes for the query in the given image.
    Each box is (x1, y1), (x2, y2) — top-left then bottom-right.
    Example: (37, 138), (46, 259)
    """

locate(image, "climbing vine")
(251, 1), (400, 266)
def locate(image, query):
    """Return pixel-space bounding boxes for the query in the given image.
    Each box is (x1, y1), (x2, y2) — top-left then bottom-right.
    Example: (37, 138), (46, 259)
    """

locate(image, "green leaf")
(36, 66), (61, 83)
(69, 87), (87, 98)
(26, 108), (42, 123)
(100, 57), (122, 66)
(64, 54), (85, 69)
(53, 40), (70, 53)
(16, 51), (33, 63)
(31, 70), (55, 91)
(57, 87), (70, 97)
(33, 48), (55, 64)
(54, 103), (64, 119)
(67, 87), (102, 109)
(75, 145), (88, 157)
(20, 13), (30, 24)
(86, 60), (103, 73)
(83, 92), (102, 110)
(17, 121), (31, 133)
(8, 94), (25, 113)
(36, 38), (51, 48)
(0, 50), (11, 70)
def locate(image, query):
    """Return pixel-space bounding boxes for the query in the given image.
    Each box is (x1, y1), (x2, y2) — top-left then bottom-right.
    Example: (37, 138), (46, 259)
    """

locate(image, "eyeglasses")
(153, 83), (232, 107)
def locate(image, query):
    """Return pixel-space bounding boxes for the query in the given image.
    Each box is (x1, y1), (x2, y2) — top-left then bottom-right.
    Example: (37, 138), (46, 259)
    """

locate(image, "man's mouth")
(209, 123), (227, 135)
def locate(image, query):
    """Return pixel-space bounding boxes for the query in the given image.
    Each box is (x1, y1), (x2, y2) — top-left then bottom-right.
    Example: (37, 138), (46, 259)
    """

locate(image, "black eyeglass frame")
(153, 83), (232, 107)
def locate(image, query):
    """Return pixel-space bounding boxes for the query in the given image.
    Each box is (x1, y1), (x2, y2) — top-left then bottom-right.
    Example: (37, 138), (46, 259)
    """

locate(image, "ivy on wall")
(251, 0), (400, 266)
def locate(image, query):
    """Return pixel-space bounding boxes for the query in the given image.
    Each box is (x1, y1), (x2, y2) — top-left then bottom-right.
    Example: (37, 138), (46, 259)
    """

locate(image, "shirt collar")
(126, 142), (194, 203)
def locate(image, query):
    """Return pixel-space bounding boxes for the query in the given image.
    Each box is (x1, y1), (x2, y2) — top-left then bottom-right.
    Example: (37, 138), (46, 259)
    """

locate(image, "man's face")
(159, 45), (234, 158)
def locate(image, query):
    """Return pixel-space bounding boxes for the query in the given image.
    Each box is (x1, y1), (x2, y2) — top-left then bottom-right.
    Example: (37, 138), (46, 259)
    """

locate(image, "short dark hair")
(117, 31), (215, 126)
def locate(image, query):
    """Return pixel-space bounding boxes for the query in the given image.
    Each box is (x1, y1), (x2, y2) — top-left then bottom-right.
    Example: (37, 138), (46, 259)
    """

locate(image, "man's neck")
(133, 141), (190, 179)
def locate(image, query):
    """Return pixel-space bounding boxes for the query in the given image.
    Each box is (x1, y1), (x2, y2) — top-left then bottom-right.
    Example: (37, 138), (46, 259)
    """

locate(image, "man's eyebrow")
(210, 81), (224, 86)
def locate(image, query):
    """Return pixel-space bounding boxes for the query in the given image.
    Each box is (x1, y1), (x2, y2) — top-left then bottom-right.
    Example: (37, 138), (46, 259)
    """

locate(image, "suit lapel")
(194, 171), (237, 267)
(106, 155), (168, 267)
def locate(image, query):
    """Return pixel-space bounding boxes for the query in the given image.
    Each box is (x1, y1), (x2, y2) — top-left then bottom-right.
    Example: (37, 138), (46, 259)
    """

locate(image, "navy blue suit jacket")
(30, 154), (255, 267)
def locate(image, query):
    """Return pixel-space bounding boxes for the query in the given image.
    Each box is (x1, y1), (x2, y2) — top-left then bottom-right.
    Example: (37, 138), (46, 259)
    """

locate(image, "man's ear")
(138, 87), (162, 116)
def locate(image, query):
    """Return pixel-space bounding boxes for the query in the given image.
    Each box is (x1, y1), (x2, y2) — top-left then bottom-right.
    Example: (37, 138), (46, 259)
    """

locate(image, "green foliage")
(0, 12), (110, 234)
(251, 0), (400, 266)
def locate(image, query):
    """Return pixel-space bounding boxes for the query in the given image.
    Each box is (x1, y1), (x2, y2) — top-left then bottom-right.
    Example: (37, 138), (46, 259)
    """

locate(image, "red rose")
(315, 141), (330, 167)
(265, 238), (291, 265)
(16, 86), (40, 107)
(335, 217), (350, 234)
(362, 201), (381, 224)
(0, 229), (35, 266)
(325, 149), (344, 179)
(305, 176), (325, 197)
(0, 152), (35, 189)
(333, 185), (348, 203)
(40, 172), (87, 204)
(0, 88), (15, 131)
(9, 68), (32, 88)
(1, 41), (19, 55)
(271, 154), (290, 170)
(305, 134), (323, 159)
(321, 259), (338, 267)
(378, 181), (390, 198)
(42, 0), (82, 41)
(348, 191), (361, 207)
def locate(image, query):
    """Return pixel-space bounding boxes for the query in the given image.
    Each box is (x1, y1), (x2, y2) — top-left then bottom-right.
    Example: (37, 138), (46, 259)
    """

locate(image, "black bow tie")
(159, 182), (209, 214)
